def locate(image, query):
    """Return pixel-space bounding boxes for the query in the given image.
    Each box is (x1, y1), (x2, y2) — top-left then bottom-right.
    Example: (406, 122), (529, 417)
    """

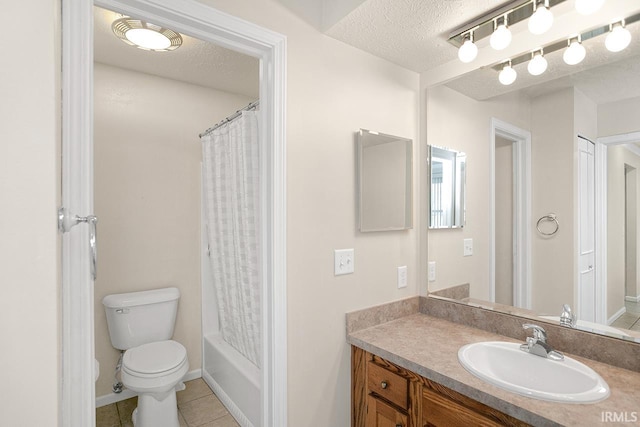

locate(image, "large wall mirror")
(429, 145), (466, 229)
(357, 129), (413, 232)
(426, 44), (640, 343)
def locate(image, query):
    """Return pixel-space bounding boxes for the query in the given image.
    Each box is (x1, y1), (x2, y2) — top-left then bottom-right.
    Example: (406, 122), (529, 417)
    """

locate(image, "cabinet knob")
(395, 424), (403, 427)
(381, 381), (388, 389)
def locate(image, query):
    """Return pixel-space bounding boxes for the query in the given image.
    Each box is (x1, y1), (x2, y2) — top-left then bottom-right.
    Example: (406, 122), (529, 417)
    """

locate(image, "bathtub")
(202, 333), (260, 427)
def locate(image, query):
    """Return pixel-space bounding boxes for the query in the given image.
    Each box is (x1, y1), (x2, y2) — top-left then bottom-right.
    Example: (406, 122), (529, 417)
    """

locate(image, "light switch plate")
(397, 266), (407, 288)
(428, 261), (436, 282)
(334, 249), (354, 275)
(463, 238), (473, 257)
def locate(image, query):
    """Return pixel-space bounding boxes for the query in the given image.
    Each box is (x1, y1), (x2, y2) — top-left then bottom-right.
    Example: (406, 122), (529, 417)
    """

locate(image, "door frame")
(61, 1), (288, 426)
(595, 131), (640, 324)
(490, 118), (532, 309)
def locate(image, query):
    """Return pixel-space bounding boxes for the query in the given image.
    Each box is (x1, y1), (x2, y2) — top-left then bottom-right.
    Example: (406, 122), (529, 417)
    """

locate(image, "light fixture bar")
(489, 12), (640, 71)
(448, 0), (566, 47)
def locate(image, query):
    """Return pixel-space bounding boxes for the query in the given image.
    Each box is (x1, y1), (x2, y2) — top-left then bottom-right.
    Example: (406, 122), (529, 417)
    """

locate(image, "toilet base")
(132, 391), (179, 427)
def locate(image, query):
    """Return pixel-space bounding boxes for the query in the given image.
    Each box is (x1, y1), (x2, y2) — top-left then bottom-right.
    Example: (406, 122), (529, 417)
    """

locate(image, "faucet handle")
(523, 323), (547, 343)
(560, 304), (577, 328)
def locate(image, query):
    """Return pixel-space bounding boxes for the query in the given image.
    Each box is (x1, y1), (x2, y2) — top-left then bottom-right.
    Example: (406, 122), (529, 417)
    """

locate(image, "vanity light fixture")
(575, 0), (605, 15)
(112, 18), (183, 52)
(499, 60), (518, 85)
(527, 49), (548, 75)
(605, 21), (632, 52)
(458, 31), (479, 63)
(490, 16), (512, 51)
(529, 0), (554, 35)
(563, 36), (586, 65)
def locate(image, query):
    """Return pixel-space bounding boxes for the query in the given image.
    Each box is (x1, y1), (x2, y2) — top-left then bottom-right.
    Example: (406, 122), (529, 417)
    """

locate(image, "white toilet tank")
(103, 287), (180, 350)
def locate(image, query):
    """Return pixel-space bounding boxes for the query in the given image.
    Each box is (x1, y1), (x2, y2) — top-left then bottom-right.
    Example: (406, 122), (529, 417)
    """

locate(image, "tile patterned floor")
(611, 300), (640, 331)
(96, 378), (240, 427)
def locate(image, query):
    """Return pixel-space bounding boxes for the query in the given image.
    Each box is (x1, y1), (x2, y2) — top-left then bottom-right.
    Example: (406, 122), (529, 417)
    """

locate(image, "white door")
(578, 136), (596, 321)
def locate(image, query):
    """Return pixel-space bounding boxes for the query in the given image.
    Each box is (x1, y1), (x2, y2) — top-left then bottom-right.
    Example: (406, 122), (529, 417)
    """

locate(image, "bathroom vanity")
(348, 301), (640, 427)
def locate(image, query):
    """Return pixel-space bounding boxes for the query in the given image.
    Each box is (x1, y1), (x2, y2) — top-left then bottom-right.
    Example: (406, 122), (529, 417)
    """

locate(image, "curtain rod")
(198, 100), (260, 138)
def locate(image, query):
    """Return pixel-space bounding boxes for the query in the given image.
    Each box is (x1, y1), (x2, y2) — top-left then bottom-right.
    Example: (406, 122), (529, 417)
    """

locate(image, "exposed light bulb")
(490, 17), (512, 51)
(563, 39), (586, 65)
(527, 51), (548, 76)
(528, 1), (554, 35)
(575, 0), (605, 15)
(499, 62), (517, 85)
(605, 23), (631, 52)
(458, 33), (478, 63)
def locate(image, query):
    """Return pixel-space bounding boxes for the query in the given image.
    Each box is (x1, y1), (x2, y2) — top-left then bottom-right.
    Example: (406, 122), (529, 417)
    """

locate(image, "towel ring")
(537, 214), (559, 236)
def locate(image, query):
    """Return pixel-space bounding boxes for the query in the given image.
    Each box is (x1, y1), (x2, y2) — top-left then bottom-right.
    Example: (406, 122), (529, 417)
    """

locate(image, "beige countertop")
(347, 313), (640, 427)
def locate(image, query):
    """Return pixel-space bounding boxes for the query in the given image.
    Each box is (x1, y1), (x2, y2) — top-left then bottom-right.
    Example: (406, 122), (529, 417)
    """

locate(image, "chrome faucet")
(520, 324), (564, 361)
(560, 304), (577, 328)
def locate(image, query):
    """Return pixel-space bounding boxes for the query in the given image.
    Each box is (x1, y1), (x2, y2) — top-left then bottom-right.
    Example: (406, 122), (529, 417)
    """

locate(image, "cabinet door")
(422, 388), (503, 427)
(367, 395), (408, 427)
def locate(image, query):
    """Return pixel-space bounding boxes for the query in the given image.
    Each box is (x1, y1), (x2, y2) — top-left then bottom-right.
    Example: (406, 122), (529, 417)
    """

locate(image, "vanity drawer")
(368, 361), (409, 410)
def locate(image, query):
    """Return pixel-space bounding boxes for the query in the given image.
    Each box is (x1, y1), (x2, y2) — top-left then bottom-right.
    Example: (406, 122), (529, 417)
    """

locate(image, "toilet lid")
(123, 340), (187, 375)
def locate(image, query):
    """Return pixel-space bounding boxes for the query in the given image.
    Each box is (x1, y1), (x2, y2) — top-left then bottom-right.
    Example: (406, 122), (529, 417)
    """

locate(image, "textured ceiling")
(93, 6), (259, 98)
(326, 0), (508, 73)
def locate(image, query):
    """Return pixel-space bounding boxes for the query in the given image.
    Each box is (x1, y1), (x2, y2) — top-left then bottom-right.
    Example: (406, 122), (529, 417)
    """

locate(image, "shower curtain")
(201, 111), (261, 368)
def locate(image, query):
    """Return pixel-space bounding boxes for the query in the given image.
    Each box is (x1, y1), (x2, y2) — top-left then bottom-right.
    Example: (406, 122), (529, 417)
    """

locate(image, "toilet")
(103, 287), (188, 427)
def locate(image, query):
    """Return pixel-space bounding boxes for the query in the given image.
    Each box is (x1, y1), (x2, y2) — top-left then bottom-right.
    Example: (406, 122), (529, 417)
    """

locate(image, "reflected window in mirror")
(357, 129), (413, 232)
(429, 145), (466, 229)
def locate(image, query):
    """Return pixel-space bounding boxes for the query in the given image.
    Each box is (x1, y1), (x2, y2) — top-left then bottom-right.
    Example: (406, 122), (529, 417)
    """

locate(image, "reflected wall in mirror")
(357, 129), (412, 232)
(429, 146), (466, 229)
(426, 49), (640, 342)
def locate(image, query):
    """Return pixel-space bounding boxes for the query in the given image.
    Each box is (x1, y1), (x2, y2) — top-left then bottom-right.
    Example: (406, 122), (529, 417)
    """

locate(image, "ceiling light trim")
(112, 17), (183, 52)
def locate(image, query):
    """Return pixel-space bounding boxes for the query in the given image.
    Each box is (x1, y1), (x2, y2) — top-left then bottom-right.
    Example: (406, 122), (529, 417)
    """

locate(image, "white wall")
(93, 63), (254, 398)
(0, 1), (61, 425)
(598, 96), (640, 137)
(495, 137), (513, 306)
(200, 1), (420, 426)
(425, 85), (531, 300)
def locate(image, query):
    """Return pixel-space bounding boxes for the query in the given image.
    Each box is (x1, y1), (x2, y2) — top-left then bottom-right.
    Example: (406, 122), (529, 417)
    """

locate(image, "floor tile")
(179, 410), (189, 427)
(96, 403), (120, 427)
(179, 394), (228, 427)
(200, 414), (241, 427)
(116, 397), (137, 424)
(177, 378), (213, 405)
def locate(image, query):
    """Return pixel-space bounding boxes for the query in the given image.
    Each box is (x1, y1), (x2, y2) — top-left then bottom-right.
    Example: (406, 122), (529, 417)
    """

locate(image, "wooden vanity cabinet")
(352, 347), (530, 427)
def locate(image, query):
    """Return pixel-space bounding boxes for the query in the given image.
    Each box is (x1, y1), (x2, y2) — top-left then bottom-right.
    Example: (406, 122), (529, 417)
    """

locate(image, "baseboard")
(202, 370), (254, 427)
(95, 368), (202, 408)
(607, 306), (627, 325)
(625, 295), (640, 303)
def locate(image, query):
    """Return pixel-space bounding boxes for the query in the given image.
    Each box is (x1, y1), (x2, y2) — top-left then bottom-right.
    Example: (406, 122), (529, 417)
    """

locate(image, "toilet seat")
(123, 340), (187, 378)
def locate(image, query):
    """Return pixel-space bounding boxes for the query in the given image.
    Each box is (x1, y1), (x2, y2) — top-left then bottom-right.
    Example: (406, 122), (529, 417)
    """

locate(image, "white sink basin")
(458, 341), (609, 403)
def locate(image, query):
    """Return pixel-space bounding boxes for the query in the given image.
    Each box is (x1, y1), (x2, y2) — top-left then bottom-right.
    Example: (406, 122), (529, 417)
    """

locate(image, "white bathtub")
(202, 333), (260, 427)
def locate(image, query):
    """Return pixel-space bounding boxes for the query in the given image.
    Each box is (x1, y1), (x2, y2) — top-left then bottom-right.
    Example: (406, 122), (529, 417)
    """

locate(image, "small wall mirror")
(357, 129), (413, 232)
(429, 145), (466, 229)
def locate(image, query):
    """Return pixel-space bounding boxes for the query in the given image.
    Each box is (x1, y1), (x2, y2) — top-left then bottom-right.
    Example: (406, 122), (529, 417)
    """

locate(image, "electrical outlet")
(463, 238), (473, 257)
(397, 266), (407, 288)
(334, 249), (354, 275)
(428, 262), (436, 282)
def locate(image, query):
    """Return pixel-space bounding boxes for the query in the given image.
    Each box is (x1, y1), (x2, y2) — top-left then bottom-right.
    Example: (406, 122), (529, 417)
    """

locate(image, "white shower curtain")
(201, 110), (261, 367)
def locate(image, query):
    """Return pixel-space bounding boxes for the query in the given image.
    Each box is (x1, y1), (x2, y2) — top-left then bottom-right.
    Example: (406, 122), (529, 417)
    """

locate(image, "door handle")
(58, 207), (98, 280)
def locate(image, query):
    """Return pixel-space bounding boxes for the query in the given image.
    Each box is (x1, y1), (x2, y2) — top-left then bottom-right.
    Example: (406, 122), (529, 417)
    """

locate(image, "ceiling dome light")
(527, 50), (548, 75)
(499, 61), (517, 85)
(112, 18), (183, 52)
(575, 0), (605, 15)
(563, 37), (586, 65)
(528, 0), (554, 35)
(490, 16), (512, 51)
(458, 32), (478, 63)
(605, 22), (631, 52)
